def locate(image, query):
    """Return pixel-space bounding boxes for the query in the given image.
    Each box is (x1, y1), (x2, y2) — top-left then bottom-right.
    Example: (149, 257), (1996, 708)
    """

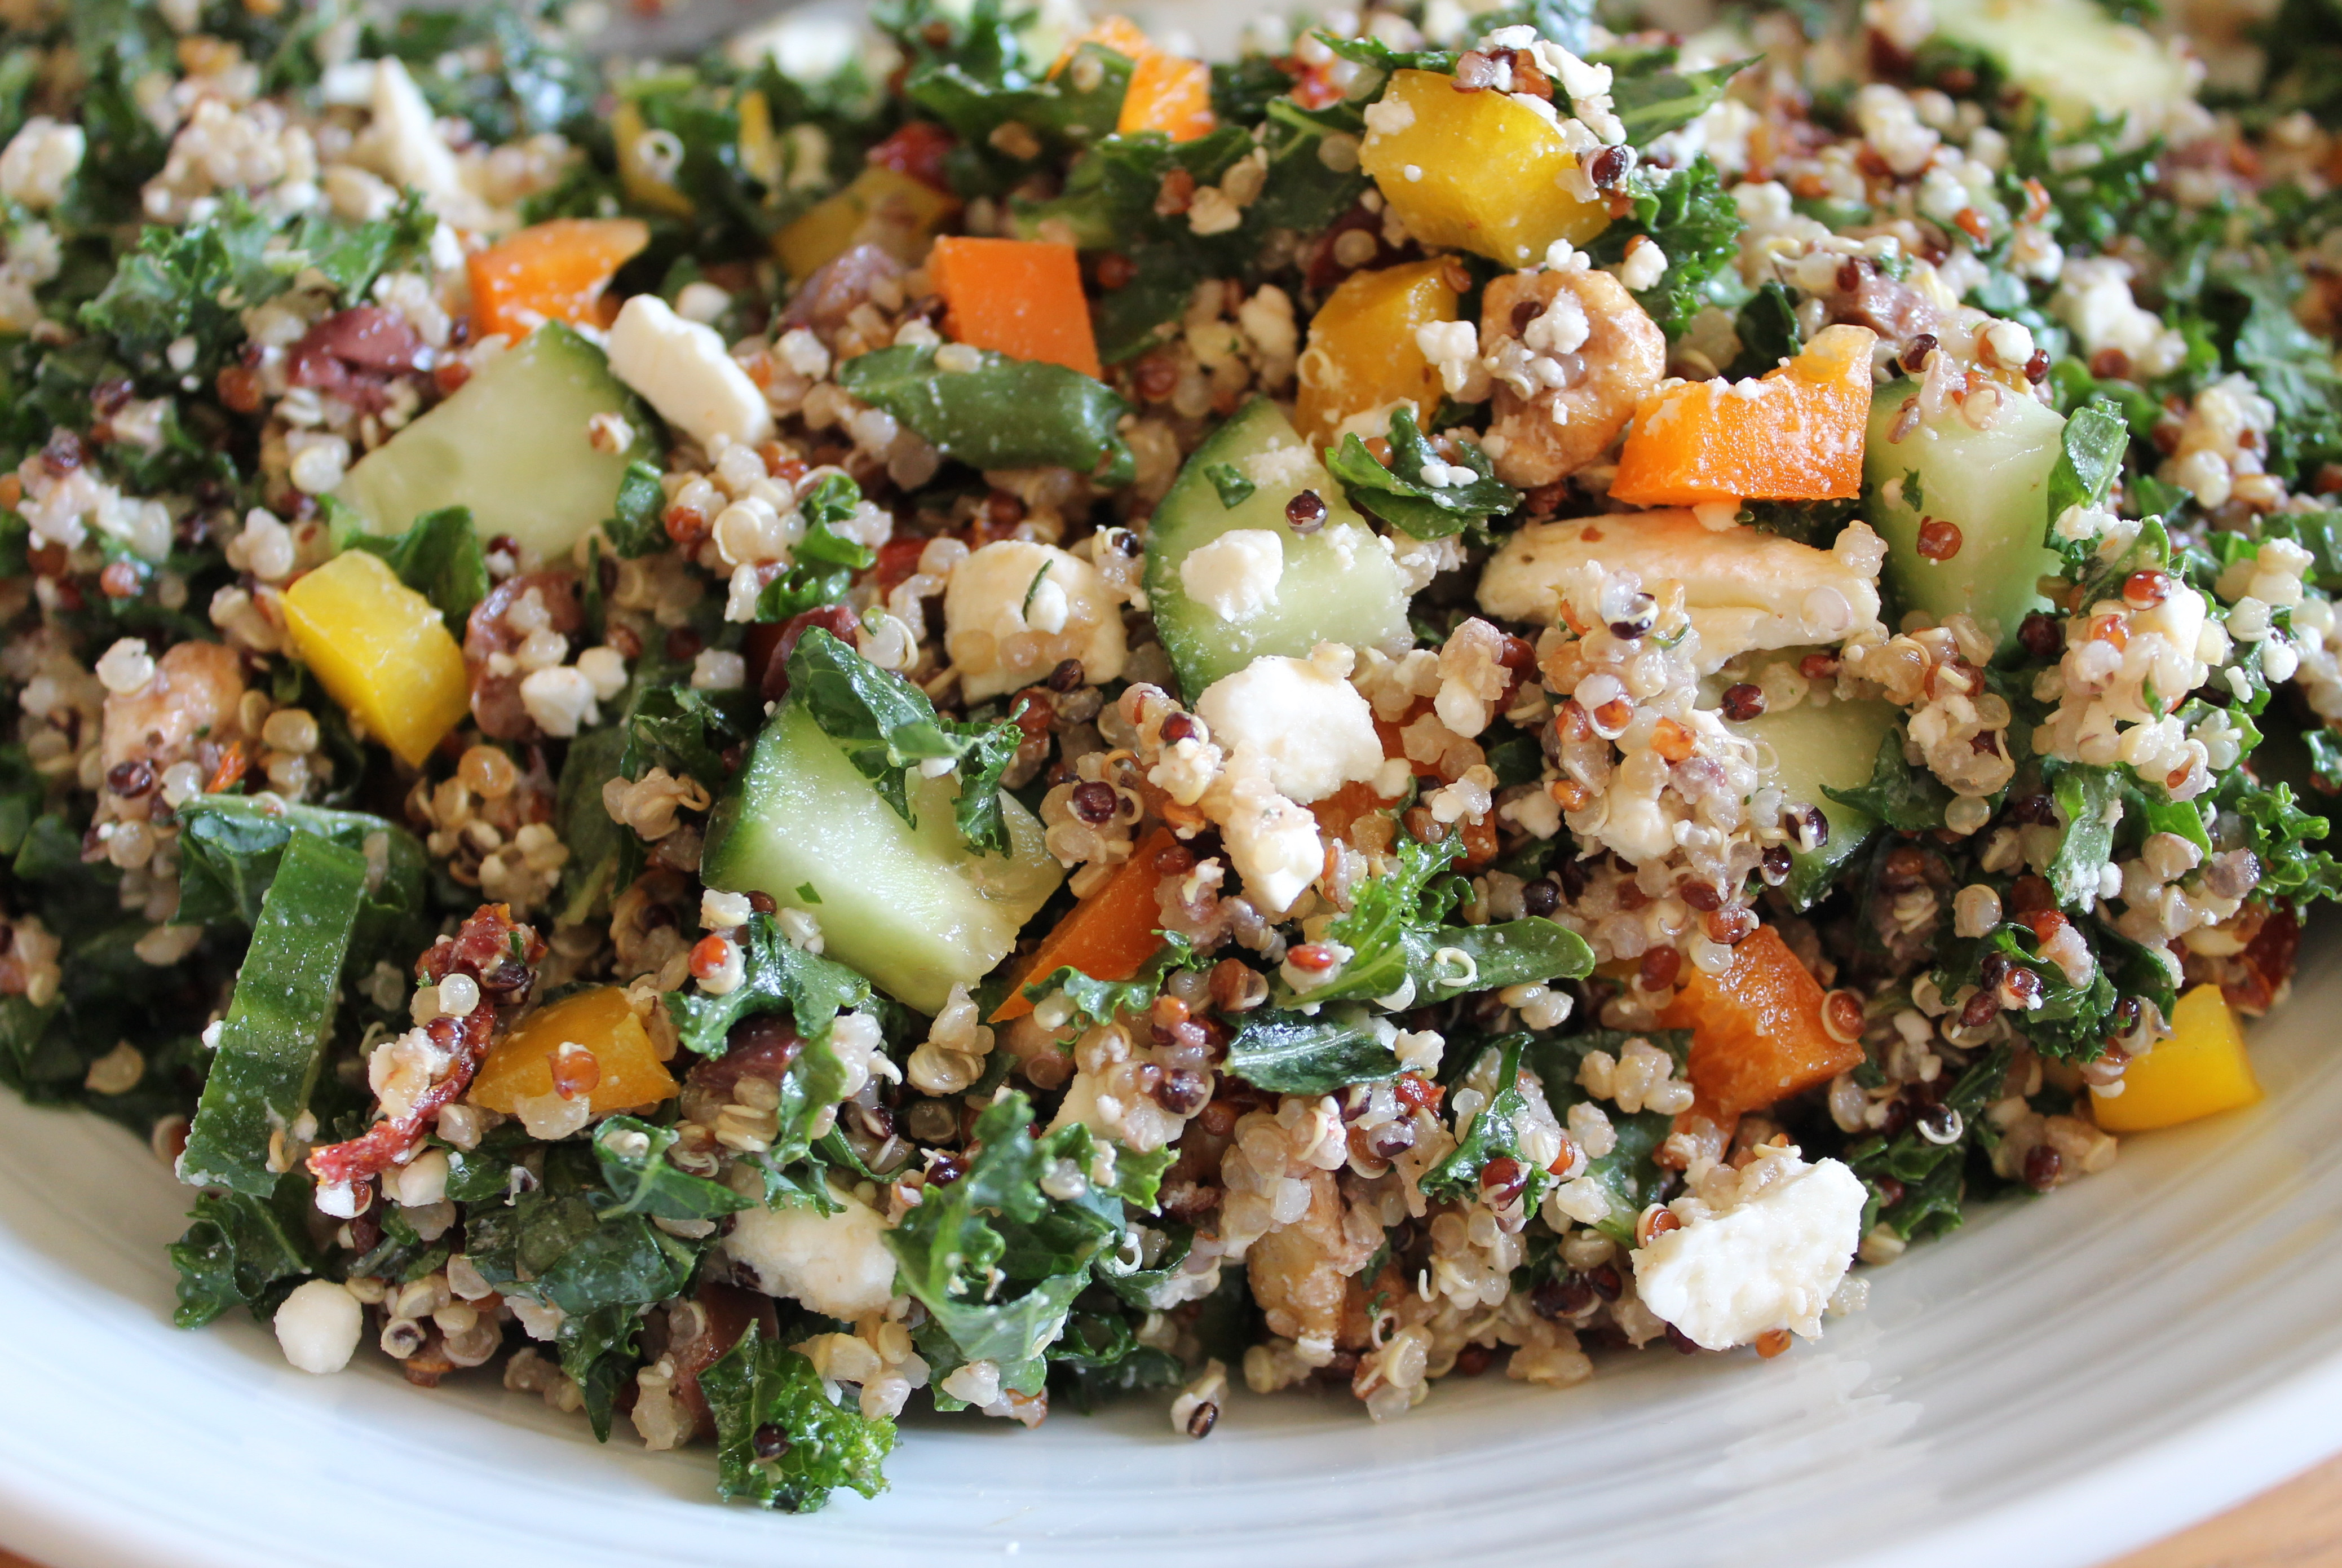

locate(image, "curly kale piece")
(701, 1324), (896, 1511)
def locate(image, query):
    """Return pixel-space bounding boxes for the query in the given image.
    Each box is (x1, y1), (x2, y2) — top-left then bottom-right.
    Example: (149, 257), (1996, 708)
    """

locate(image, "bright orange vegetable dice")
(1120, 54), (1216, 140)
(466, 218), (650, 342)
(1658, 924), (1863, 1121)
(1610, 324), (1879, 506)
(1051, 18), (1216, 141)
(1294, 258), (1459, 449)
(2091, 984), (2263, 1133)
(992, 827), (1178, 1022)
(281, 550), (470, 769)
(471, 985), (679, 1118)
(929, 236), (1103, 379)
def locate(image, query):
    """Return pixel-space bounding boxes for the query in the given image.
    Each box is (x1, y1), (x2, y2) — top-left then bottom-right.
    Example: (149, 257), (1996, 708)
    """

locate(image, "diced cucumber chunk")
(335, 323), (657, 566)
(1145, 398), (1413, 700)
(178, 832), (369, 1196)
(1929, 0), (2197, 131)
(700, 703), (1063, 1014)
(1864, 378), (2068, 656)
(1729, 689), (1902, 911)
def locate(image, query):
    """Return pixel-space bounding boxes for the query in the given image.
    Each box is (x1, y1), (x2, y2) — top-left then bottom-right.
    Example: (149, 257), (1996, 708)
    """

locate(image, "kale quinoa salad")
(2, 0), (2340, 1515)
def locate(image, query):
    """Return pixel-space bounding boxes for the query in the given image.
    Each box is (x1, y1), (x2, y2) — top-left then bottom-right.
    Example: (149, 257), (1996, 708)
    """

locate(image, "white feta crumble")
(942, 538), (1128, 701)
(1630, 1152), (1867, 1350)
(1194, 644), (1386, 804)
(1610, 234), (1669, 293)
(0, 118), (85, 210)
(517, 665), (599, 737)
(723, 1190), (899, 1319)
(274, 1279), (364, 1375)
(1218, 770), (1325, 914)
(604, 293), (775, 449)
(1179, 529), (1285, 622)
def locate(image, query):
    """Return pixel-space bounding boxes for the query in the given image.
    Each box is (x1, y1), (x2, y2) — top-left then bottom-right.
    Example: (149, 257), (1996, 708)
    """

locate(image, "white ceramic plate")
(5, 937), (2340, 1568)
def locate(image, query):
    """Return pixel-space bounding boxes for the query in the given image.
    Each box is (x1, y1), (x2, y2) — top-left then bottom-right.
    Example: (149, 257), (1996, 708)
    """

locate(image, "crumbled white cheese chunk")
(1179, 529), (1285, 622)
(604, 293), (775, 449)
(1194, 646), (1385, 804)
(1630, 1154), (1867, 1350)
(942, 539), (1127, 701)
(1218, 770), (1325, 914)
(0, 118), (85, 210)
(724, 1191), (898, 1319)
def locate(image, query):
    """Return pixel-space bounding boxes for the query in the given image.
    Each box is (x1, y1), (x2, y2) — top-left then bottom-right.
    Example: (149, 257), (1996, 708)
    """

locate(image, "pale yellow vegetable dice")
(281, 550), (470, 768)
(1294, 259), (1458, 449)
(1357, 69), (1611, 267)
(2091, 983), (2263, 1133)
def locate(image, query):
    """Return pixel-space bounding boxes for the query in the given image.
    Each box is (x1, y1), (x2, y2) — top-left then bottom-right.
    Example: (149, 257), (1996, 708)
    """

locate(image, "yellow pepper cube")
(613, 100), (696, 220)
(774, 166), (960, 283)
(281, 550), (471, 769)
(1357, 69), (1612, 267)
(1295, 258), (1459, 449)
(2091, 983), (2264, 1133)
(470, 985), (680, 1118)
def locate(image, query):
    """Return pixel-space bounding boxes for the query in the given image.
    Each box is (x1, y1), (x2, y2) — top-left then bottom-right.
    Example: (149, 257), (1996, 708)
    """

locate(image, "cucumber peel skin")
(700, 703), (1062, 1015)
(177, 832), (370, 1197)
(1144, 398), (1413, 701)
(1864, 378), (2069, 657)
(335, 323), (658, 565)
(1729, 692), (1902, 911)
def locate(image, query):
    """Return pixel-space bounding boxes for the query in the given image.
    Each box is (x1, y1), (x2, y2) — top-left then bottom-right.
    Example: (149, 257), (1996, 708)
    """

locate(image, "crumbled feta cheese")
(690, 648), (748, 691)
(1218, 771), (1325, 914)
(674, 280), (732, 324)
(1630, 1153), (1867, 1350)
(2050, 257), (2186, 378)
(1195, 646), (1386, 803)
(576, 645), (630, 701)
(364, 58), (479, 224)
(942, 539), (1128, 701)
(1610, 234), (1668, 293)
(518, 665), (599, 737)
(274, 1279), (364, 1375)
(0, 118), (85, 210)
(724, 1190), (898, 1319)
(605, 293), (776, 450)
(1363, 95), (1416, 135)
(1180, 529), (1285, 622)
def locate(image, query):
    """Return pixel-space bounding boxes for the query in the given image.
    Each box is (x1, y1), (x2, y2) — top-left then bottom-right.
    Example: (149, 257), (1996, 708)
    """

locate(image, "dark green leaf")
(784, 628), (1023, 855)
(1325, 406), (1521, 540)
(338, 506), (490, 628)
(167, 1174), (317, 1329)
(1018, 935), (1204, 1027)
(1587, 155), (1744, 335)
(591, 1115), (755, 1222)
(1606, 55), (1758, 147)
(2047, 762), (2124, 910)
(1204, 462), (1257, 508)
(1825, 729), (1951, 833)
(603, 460), (669, 558)
(836, 344), (1134, 483)
(1223, 1005), (1402, 1093)
(754, 472), (877, 621)
(701, 1325), (895, 1511)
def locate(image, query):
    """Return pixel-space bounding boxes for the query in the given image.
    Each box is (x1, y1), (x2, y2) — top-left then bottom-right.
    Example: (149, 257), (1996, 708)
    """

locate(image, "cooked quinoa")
(3, 0), (2340, 1513)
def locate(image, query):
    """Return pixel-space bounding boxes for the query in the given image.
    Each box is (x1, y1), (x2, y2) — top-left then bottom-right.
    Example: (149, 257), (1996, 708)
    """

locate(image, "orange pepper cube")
(929, 236), (1103, 379)
(466, 218), (650, 342)
(1611, 324), (1879, 506)
(470, 985), (679, 1118)
(1659, 924), (1864, 1122)
(1120, 53), (1216, 140)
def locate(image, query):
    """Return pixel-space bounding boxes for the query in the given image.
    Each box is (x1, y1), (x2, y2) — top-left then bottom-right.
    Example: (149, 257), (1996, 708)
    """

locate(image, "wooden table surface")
(7, 1452), (2341, 1567)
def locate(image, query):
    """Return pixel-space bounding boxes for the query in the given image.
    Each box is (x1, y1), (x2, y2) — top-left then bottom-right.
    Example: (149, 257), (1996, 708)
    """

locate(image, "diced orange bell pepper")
(470, 985), (679, 1118)
(1120, 54), (1216, 140)
(992, 826), (1178, 1022)
(1610, 324), (1879, 506)
(2091, 983), (2263, 1133)
(929, 235), (1104, 379)
(1658, 924), (1863, 1121)
(1051, 16), (1216, 142)
(466, 218), (650, 342)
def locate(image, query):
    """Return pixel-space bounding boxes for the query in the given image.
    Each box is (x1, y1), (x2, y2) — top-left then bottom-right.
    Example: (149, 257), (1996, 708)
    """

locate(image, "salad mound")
(2, 0), (2340, 1513)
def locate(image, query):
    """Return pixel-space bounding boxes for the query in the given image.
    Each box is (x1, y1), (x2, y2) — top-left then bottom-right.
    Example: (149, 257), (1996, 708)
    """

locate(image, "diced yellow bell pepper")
(773, 165), (960, 282)
(614, 100), (696, 220)
(471, 985), (680, 1118)
(1294, 258), (1458, 449)
(2091, 983), (2263, 1133)
(281, 550), (470, 769)
(1357, 69), (1612, 267)
(737, 87), (784, 191)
